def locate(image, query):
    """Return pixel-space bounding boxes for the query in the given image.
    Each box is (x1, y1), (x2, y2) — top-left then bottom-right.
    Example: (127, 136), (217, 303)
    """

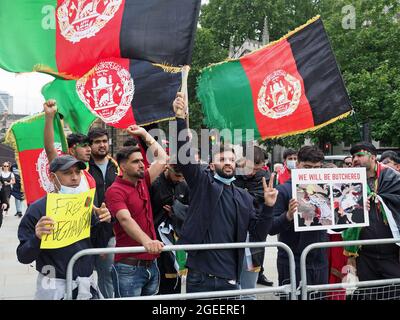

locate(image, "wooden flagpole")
(181, 65), (190, 127)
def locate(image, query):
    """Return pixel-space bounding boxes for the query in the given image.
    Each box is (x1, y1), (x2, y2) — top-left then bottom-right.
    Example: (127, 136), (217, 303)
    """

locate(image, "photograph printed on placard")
(333, 183), (365, 225)
(296, 183), (332, 227)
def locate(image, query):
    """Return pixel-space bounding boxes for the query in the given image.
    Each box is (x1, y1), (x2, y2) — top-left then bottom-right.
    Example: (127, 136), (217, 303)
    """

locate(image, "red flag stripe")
(240, 39), (315, 138)
(55, 0), (125, 78)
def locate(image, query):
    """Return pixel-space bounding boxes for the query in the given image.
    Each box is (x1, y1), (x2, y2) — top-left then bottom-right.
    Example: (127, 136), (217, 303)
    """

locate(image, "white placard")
(291, 168), (369, 232)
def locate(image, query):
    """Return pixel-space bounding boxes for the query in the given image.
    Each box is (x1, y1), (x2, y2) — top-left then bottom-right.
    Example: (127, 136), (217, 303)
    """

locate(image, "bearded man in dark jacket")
(343, 142), (400, 299)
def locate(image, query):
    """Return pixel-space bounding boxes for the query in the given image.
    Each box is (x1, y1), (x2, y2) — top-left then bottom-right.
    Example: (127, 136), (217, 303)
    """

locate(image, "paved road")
(0, 200), (36, 300)
(0, 199), (280, 300)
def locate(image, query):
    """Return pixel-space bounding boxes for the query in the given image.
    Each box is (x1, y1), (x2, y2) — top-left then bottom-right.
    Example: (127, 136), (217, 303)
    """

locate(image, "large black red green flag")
(42, 58), (182, 133)
(0, 0), (200, 78)
(197, 17), (352, 140)
(5, 113), (68, 204)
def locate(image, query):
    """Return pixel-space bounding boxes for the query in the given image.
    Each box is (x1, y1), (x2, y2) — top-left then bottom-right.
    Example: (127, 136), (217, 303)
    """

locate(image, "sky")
(0, 0), (209, 115)
(0, 69), (53, 115)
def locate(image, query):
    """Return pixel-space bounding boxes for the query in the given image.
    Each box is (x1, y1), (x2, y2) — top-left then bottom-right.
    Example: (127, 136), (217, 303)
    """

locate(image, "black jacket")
(88, 156), (118, 247)
(150, 173), (190, 277)
(175, 118), (273, 279)
(88, 156), (119, 206)
(359, 166), (400, 257)
(234, 170), (271, 267)
(270, 179), (329, 269)
(17, 196), (109, 279)
(10, 164), (24, 200)
(234, 170), (271, 201)
(150, 173), (190, 230)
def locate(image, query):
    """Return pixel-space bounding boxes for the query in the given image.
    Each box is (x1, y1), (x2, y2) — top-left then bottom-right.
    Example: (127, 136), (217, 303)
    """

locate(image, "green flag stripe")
(11, 114), (47, 151)
(11, 113), (66, 151)
(42, 80), (96, 134)
(197, 61), (260, 139)
(0, 1), (57, 72)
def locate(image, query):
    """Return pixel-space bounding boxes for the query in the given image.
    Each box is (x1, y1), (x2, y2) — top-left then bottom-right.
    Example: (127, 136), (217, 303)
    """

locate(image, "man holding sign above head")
(17, 155), (111, 300)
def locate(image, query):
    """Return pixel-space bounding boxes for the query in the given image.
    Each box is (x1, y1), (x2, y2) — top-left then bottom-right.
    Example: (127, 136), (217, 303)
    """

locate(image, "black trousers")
(158, 276), (181, 295)
(351, 252), (400, 300)
(157, 252), (182, 295)
(277, 262), (328, 300)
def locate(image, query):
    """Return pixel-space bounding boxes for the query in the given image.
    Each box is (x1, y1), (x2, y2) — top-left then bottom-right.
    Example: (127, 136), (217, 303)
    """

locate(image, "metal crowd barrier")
(300, 238), (400, 300)
(65, 241), (297, 300)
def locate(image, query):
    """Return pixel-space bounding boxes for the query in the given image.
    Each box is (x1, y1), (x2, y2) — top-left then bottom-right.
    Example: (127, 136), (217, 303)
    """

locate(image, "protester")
(123, 137), (140, 147)
(0, 161), (15, 217)
(16, 155), (111, 300)
(379, 150), (400, 172)
(271, 163), (283, 186)
(172, 92), (278, 294)
(0, 178), (8, 228)
(150, 163), (190, 294)
(270, 146), (329, 296)
(235, 146), (274, 292)
(277, 149), (297, 185)
(10, 163), (24, 218)
(105, 125), (168, 297)
(44, 99), (96, 190)
(87, 127), (119, 299)
(343, 142), (400, 298)
(343, 155), (353, 167)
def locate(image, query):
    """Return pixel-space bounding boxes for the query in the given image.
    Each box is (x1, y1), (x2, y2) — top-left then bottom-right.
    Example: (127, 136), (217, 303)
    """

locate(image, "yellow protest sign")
(41, 188), (96, 249)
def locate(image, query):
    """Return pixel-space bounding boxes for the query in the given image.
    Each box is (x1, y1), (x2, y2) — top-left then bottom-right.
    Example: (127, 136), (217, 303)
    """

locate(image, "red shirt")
(105, 171), (158, 261)
(277, 166), (291, 185)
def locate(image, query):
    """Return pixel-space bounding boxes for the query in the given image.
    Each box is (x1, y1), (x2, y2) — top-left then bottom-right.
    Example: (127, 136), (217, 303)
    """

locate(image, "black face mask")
(215, 167), (235, 179)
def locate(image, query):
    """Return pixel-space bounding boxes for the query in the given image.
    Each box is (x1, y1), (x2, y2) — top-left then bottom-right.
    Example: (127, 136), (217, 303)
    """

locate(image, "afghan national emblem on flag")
(197, 16), (352, 140)
(42, 58), (182, 133)
(0, 0), (200, 78)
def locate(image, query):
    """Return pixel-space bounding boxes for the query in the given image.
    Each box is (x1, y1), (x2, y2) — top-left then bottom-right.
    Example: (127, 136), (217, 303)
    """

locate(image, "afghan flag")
(0, 0), (200, 78)
(5, 113), (68, 204)
(197, 16), (352, 140)
(42, 58), (182, 133)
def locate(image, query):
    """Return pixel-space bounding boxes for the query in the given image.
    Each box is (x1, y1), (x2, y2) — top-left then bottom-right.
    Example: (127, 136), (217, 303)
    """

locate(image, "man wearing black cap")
(343, 142), (400, 296)
(17, 155), (112, 300)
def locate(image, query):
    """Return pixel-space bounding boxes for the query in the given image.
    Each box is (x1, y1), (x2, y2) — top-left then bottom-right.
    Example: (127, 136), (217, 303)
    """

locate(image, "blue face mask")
(286, 160), (297, 170)
(214, 173), (236, 185)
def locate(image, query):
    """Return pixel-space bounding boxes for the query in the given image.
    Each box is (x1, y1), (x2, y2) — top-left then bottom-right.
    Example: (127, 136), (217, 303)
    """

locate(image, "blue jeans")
(95, 237), (115, 299)
(239, 257), (258, 300)
(186, 269), (239, 295)
(15, 198), (23, 213)
(112, 260), (160, 297)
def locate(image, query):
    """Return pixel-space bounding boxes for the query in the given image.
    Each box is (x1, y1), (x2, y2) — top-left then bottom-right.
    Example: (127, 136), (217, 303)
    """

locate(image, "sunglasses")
(344, 162), (352, 166)
(3, 165), (9, 167)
